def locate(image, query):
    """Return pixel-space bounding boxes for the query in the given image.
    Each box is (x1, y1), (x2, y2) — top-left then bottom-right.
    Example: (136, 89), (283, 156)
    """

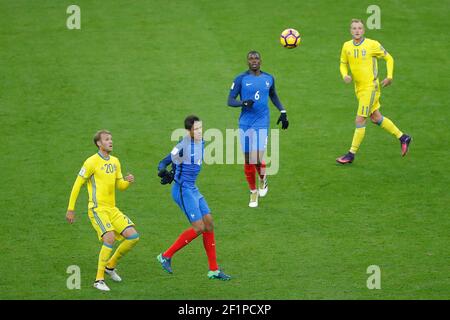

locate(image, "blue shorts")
(239, 126), (268, 153)
(171, 182), (211, 223)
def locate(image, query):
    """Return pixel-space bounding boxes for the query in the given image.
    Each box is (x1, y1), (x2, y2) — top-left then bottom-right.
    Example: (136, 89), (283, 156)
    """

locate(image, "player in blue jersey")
(156, 115), (231, 281)
(228, 51), (289, 207)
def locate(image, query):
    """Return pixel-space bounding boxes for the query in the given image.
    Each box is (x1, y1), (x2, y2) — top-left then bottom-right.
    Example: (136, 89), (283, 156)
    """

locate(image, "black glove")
(242, 100), (254, 108)
(158, 168), (174, 185)
(277, 112), (289, 129)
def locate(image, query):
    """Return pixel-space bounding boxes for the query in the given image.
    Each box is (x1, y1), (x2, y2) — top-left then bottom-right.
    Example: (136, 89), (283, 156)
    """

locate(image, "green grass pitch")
(0, 0), (449, 299)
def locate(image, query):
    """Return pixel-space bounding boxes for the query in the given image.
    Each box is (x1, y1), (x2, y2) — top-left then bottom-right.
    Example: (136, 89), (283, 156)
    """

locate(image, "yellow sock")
(350, 126), (366, 154)
(379, 116), (403, 139)
(106, 234), (139, 270)
(96, 244), (113, 281)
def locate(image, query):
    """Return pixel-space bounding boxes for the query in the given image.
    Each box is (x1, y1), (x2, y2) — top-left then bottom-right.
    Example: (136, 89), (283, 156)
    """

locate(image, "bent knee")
(126, 232), (140, 241)
(102, 232), (115, 246)
(355, 117), (367, 127)
(202, 214), (214, 232)
(370, 110), (383, 124)
(370, 115), (382, 124)
(192, 223), (206, 234)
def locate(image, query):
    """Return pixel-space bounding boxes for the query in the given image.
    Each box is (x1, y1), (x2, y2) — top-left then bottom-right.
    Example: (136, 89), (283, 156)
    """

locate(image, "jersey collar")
(97, 151), (110, 161)
(247, 70), (263, 77)
(353, 37), (365, 46)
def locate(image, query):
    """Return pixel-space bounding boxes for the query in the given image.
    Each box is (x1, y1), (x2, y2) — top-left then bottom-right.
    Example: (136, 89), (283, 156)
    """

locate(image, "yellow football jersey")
(68, 152), (129, 210)
(340, 37), (394, 90)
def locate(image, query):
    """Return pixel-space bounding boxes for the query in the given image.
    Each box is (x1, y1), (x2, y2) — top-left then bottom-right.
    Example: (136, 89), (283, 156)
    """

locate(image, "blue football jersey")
(229, 71), (275, 128)
(158, 135), (204, 188)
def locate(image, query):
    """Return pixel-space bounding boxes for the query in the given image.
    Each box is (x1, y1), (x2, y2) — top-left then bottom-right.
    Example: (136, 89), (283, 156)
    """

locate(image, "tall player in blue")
(228, 51), (289, 207)
(156, 115), (231, 281)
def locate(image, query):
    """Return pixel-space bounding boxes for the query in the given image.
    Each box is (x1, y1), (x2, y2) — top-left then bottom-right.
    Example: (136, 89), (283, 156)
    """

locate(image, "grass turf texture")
(0, 0), (449, 299)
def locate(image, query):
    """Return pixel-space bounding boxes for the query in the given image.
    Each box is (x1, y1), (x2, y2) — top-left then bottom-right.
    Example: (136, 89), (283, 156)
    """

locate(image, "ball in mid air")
(280, 28), (301, 49)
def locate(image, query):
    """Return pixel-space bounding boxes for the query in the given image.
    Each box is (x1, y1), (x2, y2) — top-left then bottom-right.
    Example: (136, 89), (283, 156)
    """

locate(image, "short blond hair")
(93, 129), (111, 148)
(350, 19), (364, 27)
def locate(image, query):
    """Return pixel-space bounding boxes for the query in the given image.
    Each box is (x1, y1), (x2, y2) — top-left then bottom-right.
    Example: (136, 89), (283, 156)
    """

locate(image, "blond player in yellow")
(66, 130), (140, 291)
(336, 19), (411, 164)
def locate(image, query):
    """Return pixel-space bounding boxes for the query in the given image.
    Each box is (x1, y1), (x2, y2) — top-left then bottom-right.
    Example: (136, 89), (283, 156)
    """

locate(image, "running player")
(336, 19), (411, 164)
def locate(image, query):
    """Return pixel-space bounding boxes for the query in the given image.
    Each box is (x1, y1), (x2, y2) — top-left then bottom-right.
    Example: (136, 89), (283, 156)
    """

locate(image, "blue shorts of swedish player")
(239, 126), (268, 153)
(171, 181), (211, 223)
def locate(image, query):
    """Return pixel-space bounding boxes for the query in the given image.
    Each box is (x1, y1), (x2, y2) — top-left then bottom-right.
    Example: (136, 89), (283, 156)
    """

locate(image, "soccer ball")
(280, 28), (301, 49)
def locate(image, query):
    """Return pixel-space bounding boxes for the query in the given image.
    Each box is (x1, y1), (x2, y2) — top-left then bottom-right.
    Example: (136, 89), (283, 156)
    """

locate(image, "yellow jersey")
(68, 152), (130, 210)
(340, 37), (394, 90)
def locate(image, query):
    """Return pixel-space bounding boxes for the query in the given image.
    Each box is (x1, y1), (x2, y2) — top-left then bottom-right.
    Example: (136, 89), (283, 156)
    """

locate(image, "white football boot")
(105, 268), (122, 282)
(93, 280), (110, 291)
(249, 190), (258, 208)
(258, 175), (268, 197)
